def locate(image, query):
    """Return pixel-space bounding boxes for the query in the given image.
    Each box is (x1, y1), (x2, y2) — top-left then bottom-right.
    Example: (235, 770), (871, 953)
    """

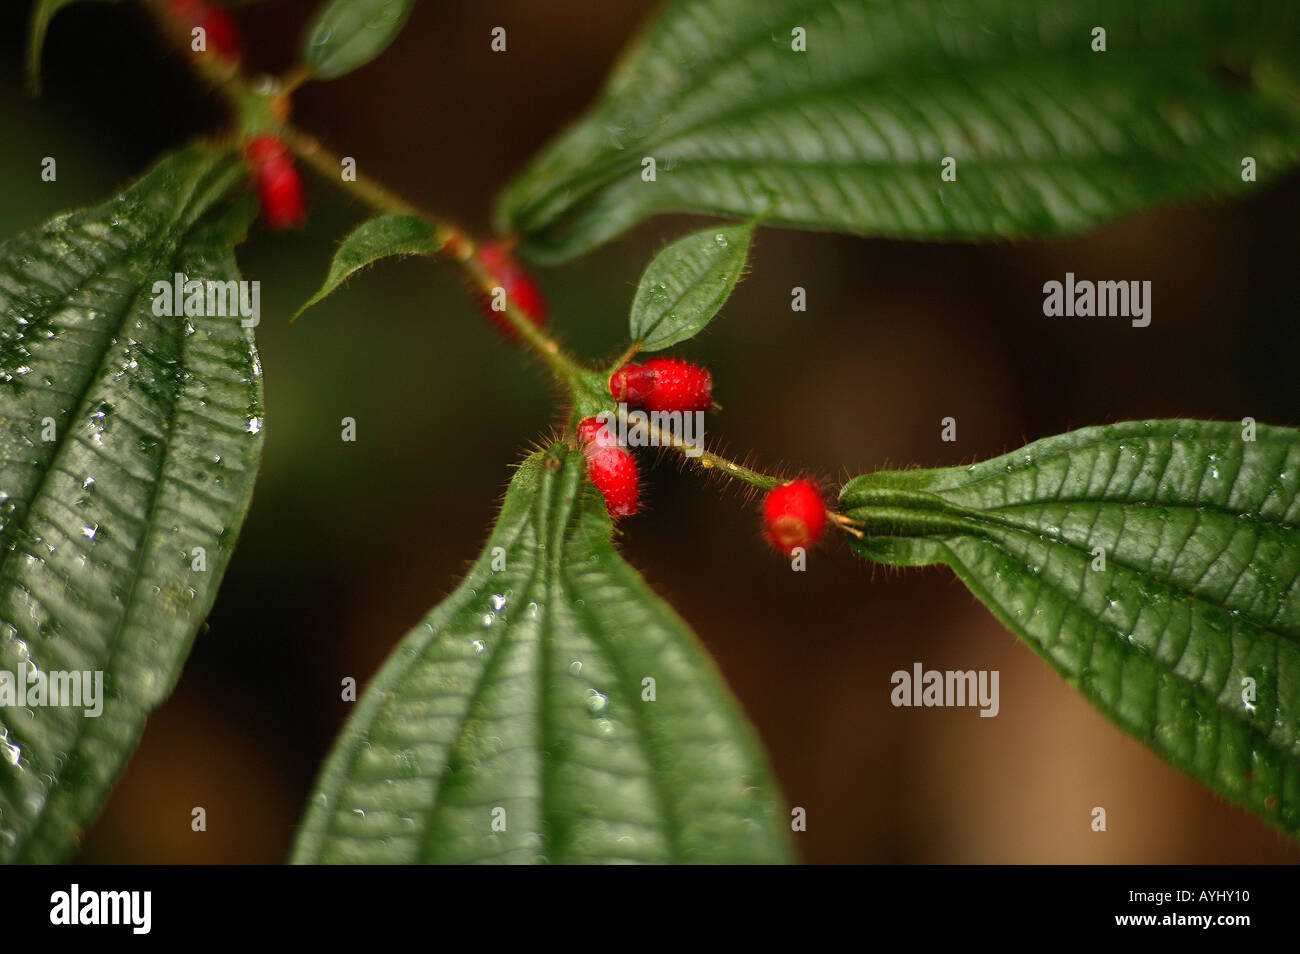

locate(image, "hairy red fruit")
(244, 136), (307, 229)
(586, 447), (640, 517)
(576, 415), (617, 449)
(167, 0), (243, 64)
(477, 243), (548, 339)
(763, 479), (826, 555)
(577, 416), (639, 517)
(610, 357), (712, 412)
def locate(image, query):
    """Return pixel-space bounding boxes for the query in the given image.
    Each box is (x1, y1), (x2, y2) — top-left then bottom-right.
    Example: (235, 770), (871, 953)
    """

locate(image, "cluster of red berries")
(244, 136), (307, 230)
(577, 357), (826, 555)
(165, 0), (243, 65)
(576, 357), (716, 519)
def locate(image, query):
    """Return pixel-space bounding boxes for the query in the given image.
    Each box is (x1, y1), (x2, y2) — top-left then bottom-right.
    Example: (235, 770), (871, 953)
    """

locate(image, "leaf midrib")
(853, 491), (1299, 647)
(851, 427), (1297, 501)
(2, 155), (246, 860)
(592, 0), (1235, 163)
(410, 502), (540, 861)
(14, 227), (232, 859)
(0, 153), (241, 557)
(514, 33), (1275, 224)
(566, 550), (682, 861)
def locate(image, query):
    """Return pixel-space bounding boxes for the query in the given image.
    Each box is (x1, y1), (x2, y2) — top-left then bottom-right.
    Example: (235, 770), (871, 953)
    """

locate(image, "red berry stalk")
(244, 136), (307, 230)
(609, 357), (712, 412)
(577, 416), (639, 518)
(476, 243), (548, 340)
(763, 479), (826, 554)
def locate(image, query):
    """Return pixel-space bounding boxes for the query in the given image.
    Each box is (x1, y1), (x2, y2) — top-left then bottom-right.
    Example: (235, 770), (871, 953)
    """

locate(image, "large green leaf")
(292, 447), (791, 864)
(0, 146), (263, 862)
(629, 222), (752, 351)
(498, 0), (1300, 263)
(302, 0), (415, 81)
(839, 420), (1300, 838)
(293, 213), (439, 321)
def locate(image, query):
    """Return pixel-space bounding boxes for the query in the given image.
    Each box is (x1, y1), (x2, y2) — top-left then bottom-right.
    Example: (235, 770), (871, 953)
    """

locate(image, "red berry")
(586, 446), (640, 517)
(763, 479), (826, 555)
(167, 0), (243, 64)
(244, 135), (285, 165)
(577, 416), (639, 517)
(577, 415), (616, 448)
(609, 357), (712, 412)
(244, 136), (307, 229)
(477, 243), (548, 340)
(608, 363), (655, 404)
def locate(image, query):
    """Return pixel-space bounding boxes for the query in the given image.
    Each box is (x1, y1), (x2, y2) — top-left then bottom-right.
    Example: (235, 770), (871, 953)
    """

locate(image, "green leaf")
(838, 420), (1300, 839)
(498, 0), (1300, 263)
(25, 0), (115, 95)
(0, 146), (263, 862)
(302, 0), (416, 81)
(293, 214), (438, 321)
(629, 222), (752, 351)
(291, 447), (791, 864)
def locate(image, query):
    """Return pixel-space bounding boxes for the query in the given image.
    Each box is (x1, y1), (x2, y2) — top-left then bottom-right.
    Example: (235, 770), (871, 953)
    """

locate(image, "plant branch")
(143, 7), (853, 531)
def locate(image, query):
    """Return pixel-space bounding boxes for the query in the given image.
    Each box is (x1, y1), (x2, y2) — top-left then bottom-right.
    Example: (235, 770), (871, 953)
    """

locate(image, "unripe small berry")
(477, 243), (548, 340)
(763, 479), (826, 555)
(167, 0), (243, 64)
(609, 357), (712, 412)
(244, 136), (306, 229)
(577, 416), (639, 518)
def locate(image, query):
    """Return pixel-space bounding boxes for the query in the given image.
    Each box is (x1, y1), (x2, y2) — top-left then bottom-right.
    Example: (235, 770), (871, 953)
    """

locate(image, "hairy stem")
(641, 420), (779, 490)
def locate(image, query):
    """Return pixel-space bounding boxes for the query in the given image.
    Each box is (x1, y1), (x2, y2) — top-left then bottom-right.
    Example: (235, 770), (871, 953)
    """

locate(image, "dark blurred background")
(2, 0), (1298, 864)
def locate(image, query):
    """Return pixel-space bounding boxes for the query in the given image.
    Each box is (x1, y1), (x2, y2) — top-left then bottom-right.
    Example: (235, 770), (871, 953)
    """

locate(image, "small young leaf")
(629, 222), (752, 351)
(839, 420), (1300, 839)
(293, 213), (438, 321)
(0, 146), (263, 862)
(291, 447), (792, 864)
(498, 0), (1300, 262)
(25, 0), (114, 94)
(301, 0), (415, 81)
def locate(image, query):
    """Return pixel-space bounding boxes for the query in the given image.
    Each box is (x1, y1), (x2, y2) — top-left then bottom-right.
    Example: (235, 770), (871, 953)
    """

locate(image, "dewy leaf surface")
(0, 146), (263, 862)
(292, 447), (791, 864)
(293, 213), (438, 321)
(302, 0), (415, 80)
(498, 0), (1300, 262)
(629, 222), (752, 351)
(839, 420), (1300, 838)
